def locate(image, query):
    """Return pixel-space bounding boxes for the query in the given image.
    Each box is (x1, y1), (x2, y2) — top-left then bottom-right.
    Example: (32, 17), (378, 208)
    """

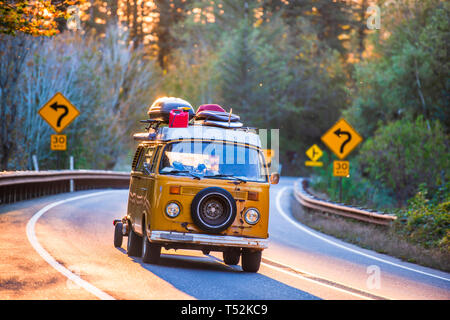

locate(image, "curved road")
(0, 177), (449, 300)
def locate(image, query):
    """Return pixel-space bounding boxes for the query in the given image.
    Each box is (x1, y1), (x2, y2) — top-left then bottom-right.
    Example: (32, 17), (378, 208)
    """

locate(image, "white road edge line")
(262, 256), (393, 300)
(276, 186), (450, 282)
(26, 191), (117, 300)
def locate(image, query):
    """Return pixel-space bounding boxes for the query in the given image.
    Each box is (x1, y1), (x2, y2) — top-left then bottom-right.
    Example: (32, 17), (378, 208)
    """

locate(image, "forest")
(0, 0), (449, 245)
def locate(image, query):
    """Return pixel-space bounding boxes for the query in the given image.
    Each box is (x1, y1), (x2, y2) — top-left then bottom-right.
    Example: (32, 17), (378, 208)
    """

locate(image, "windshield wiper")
(204, 174), (247, 183)
(163, 170), (201, 180)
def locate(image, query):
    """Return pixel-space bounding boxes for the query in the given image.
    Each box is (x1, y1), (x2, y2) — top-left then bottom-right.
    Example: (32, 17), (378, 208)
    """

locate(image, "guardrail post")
(32, 155), (39, 171)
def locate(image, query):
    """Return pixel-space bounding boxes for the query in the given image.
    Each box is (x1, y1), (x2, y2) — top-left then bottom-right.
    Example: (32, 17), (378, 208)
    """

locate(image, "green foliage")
(358, 117), (449, 204)
(0, 0), (75, 36)
(216, 18), (291, 127)
(310, 152), (396, 210)
(282, 0), (354, 54)
(213, 14), (347, 174)
(163, 9), (349, 175)
(0, 24), (159, 171)
(394, 183), (450, 250)
(152, 0), (189, 69)
(343, 0), (450, 137)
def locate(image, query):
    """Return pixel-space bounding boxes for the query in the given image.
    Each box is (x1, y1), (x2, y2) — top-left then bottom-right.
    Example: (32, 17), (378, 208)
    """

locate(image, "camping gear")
(147, 97), (194, 122)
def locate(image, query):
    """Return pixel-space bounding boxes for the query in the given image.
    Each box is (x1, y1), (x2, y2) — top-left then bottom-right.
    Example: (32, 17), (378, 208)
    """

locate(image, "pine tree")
(152, 0), (188, 69)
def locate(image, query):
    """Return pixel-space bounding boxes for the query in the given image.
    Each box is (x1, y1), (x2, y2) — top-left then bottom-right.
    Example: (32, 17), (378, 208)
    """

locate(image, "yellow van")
(113, 101), (279, 272)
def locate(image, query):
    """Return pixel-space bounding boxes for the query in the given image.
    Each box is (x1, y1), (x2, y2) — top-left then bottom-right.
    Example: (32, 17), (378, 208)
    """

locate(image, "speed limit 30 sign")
(51, 134), (67, 151)
(333, 160), (349, 177)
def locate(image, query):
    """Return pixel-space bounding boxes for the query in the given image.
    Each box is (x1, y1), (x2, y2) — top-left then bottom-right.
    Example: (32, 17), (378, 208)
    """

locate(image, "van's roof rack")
(140, 119), (165, 132)
(133, 125), (261, 147)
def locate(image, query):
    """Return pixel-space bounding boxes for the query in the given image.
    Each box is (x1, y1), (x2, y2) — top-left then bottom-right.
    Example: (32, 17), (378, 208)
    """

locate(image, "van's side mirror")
(270, 173), (280, 185)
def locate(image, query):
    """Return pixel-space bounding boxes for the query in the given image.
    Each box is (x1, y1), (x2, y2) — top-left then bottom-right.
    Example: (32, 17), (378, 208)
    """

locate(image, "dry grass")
(290, 195), (450, 273)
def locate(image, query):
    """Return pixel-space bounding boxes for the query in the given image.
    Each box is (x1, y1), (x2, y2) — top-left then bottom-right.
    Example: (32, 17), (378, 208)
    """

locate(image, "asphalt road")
(0, 177), (449, 300)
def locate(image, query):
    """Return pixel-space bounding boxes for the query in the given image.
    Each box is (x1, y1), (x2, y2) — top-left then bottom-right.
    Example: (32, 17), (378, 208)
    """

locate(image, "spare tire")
(191, 187), (237, 233)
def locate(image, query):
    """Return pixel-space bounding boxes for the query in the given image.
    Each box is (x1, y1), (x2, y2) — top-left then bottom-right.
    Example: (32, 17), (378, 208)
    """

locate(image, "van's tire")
(223, 248), (240, 265)
(127, 222), (142, 257)
(241, 249), (262, 273)
(191, 187), (237, 233)
(114, 222), (123, 248)
(142, 228), (160, 264)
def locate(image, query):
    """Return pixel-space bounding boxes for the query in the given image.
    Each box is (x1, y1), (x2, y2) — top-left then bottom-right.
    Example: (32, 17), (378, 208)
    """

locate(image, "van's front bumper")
(149, 230), (268, 250)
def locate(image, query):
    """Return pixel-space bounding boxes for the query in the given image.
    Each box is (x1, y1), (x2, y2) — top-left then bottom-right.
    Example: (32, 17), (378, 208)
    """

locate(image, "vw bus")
(113, 98), (279, 273)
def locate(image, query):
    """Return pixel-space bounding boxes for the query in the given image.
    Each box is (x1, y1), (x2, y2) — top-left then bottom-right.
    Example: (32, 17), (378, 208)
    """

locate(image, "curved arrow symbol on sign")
(334, 128), (352, 154)
(50, 102), (69, 128)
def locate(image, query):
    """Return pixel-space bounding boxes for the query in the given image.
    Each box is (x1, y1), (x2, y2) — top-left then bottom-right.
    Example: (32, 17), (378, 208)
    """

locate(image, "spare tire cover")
(191, 187), (237, 233)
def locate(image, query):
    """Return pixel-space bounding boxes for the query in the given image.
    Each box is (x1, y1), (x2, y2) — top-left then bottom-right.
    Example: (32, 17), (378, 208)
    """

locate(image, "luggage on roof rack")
(194, 110), (240, 122)
(147, 97), (195, 122)
(196, 120), (244, 128)
(196, 104), (226, 113)
(193, 104), (243, 128)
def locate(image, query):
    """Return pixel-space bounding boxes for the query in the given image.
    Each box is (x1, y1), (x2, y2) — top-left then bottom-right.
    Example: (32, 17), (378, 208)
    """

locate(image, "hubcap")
(199, 196), (229, 226)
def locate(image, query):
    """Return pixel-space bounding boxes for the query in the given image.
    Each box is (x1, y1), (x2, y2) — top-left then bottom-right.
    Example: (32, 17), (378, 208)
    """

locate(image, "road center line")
(26, 191), (117, 300)
(276, 186), (450, 282)
(207, 251), (381, 299)
(260, 260), (375, 300)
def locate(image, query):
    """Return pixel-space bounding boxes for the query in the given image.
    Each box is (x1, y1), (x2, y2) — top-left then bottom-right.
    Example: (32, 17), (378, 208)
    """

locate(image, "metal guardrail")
(0, 170), (130, 205)
(293, 178), (397, 226)
(1, 171), (397, 227)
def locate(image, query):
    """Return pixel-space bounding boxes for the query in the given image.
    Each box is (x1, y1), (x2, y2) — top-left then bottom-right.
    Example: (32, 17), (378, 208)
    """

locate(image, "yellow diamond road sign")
(321, 118), (363, 160)
(38, 92), (80, 133)
(306, 144), (323, 162)
(305, 144), (323, 167)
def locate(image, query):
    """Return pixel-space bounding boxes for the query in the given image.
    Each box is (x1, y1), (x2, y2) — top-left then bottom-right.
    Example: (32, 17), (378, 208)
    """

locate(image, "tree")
(358, 117), (449, 204)
(0, 0), (83, 36)
(0, 23), (159, 170)
(151, 0), (188, 69)
(282, 0), (353, 54)
(343, 0), (450, 137)
(0, 33), (34, 170)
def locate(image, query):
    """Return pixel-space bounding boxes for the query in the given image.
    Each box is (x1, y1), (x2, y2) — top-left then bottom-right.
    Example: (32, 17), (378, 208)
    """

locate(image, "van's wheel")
(142, 229), (161, 264)
(114, 222), (123, 248)
(223, 248), (240, 265)
(241, 249), (262, 273)
(127, 222), (142, 257)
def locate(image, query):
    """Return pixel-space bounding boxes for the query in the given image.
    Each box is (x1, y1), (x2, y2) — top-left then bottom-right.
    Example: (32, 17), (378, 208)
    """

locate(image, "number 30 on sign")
(51, 134), (67, 151)
(333, 160), (349, 177)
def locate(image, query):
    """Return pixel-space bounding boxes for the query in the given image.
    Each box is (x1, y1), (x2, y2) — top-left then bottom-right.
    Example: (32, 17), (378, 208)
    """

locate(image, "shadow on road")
(125, 251), (319, 300)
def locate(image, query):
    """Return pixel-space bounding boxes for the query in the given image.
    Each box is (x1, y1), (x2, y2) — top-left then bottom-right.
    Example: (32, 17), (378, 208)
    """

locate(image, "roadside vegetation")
(291, 194), (450, 272)
(306, 1), (449, 258)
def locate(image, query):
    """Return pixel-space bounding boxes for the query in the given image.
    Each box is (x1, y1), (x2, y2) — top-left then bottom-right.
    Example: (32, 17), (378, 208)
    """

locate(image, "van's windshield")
(159, 141), (267, 182)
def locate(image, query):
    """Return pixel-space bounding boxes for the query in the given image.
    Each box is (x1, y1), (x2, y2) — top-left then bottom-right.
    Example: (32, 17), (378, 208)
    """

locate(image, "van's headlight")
(244, 208), (260, 225)
(165, 202), (180, 218)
